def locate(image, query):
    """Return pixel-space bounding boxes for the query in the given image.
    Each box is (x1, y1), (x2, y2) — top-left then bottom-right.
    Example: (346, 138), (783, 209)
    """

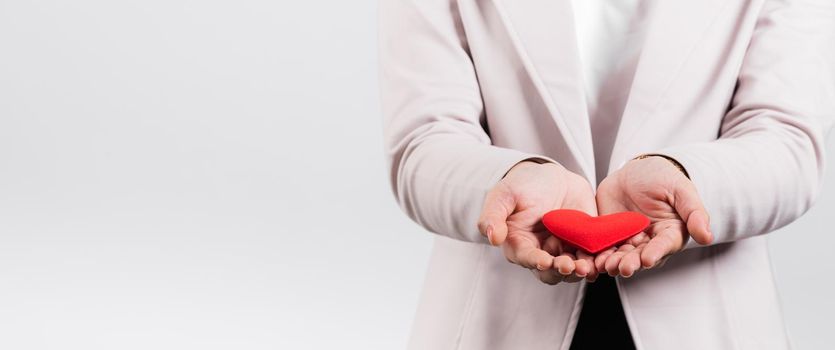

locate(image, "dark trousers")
(569, 275), (636, 349)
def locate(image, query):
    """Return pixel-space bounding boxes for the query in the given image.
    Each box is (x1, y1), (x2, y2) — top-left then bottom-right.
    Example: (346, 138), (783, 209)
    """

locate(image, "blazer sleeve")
(653, 0), (835, 249)
(378, 0), (556, 243)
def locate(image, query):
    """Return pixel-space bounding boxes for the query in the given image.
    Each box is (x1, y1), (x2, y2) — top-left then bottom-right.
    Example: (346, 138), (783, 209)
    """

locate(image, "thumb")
(478, 184), (515, 246)
(673, 180), (713, 245)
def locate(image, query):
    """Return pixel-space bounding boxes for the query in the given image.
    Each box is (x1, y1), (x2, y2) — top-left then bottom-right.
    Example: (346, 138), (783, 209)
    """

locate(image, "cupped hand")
(594, 156), (713, 278)
(478, 161), (599, 285)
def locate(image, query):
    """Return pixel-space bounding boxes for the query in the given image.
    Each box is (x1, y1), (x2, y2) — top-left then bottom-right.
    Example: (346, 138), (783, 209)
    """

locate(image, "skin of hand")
(593, 156), (714, 278)
(478, 160), (600, 285)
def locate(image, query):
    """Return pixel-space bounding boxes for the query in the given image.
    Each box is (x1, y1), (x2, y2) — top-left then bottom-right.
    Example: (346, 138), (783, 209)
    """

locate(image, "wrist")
(505, 158), (560, 178)
(631, 153), (690, 179)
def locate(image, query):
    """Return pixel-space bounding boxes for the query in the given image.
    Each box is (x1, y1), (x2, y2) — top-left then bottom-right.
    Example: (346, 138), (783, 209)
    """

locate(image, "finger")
(686, 208), (712, 245)
(573, 253), (593, 278)
(503, 236), (554, 270)
(554, 255), (576, 276)
(577, 250), (599, 282)
(641, 229), (684, 269)
(673, 181), (713, 245)
(542, 236), (563, 256)
(605, 245), (635, 276)
(626, 231), (651, 247)
(561, 252), (588, 283)
(618, 247), (644, 278)
(556, 250), (595, 282)
(594, 247), (617, 273)
(477, 185), (514, 246)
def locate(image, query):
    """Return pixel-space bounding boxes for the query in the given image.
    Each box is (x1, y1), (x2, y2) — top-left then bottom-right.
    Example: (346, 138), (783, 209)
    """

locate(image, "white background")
(0, 1), (832, 349)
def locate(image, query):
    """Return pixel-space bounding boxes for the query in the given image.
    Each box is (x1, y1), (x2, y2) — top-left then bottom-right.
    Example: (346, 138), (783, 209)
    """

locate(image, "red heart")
(542, 209), (650, 254)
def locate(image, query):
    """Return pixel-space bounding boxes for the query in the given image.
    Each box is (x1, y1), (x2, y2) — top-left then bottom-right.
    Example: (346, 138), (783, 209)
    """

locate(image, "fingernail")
(486, 225), (494, 244)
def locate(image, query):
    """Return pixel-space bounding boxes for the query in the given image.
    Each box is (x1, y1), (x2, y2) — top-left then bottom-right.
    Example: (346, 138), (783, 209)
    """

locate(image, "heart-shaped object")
(542, 209), (650, 254)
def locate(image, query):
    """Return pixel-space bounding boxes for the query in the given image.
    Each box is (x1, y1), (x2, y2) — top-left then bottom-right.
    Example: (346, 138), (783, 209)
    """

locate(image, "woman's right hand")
(477, 161), (599, 285)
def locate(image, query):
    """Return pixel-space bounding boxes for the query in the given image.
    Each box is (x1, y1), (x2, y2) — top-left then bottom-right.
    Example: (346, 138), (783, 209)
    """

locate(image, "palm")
(593, 156), (711, 277)
(479, 161), (600, 284)
(505, 180), (591, 259)
(596, 174), (687, 253)
(505, 205), (558, 257)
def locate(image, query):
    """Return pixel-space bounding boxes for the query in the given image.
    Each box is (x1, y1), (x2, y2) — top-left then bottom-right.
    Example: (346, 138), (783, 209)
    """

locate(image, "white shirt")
(572, 0), (655, 182)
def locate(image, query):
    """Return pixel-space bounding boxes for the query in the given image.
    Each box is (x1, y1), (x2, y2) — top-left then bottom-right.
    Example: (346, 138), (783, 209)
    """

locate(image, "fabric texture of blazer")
(379, 0), (835, 349)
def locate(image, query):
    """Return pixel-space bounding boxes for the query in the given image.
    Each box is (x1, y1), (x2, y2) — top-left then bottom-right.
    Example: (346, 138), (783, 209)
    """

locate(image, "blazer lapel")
(491, 0), (596, 183)
(608, 0), (731, 170)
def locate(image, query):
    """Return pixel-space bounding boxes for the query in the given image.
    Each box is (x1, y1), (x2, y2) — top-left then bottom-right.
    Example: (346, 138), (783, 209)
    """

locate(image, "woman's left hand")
(593, 156), (714, 277)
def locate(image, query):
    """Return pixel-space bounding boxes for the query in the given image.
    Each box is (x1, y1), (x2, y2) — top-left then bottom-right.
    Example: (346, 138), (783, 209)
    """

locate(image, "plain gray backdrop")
(0, 1), (832, 349)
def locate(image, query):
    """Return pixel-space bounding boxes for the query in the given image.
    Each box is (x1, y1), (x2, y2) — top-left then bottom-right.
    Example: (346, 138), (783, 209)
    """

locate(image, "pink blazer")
(379, 0), (835, 349)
